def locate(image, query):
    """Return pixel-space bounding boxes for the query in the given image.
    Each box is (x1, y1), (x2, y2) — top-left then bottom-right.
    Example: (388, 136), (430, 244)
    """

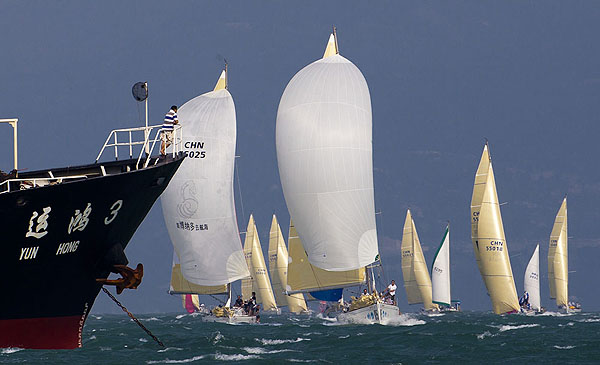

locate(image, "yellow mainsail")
(401, 210), (435, 310)
(470, 143), (520, 314)
(287, 221), (366, 293)
(548, 197), (568, 308)
(268, 215), (308, 313)
(242, 214), (278, 311)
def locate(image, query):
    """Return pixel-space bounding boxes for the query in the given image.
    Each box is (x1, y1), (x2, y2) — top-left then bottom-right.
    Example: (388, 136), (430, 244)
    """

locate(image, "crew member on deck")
(234, 295), (244, 308)
(383, 280), (397, 305)
(161, 105), (179, 155)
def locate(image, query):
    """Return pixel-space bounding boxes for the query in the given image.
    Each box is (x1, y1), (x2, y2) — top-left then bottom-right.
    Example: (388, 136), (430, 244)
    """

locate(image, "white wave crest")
(554, 345), (575, 350)
(255, 337), (310, 345)
(387, 314), (426, 327)
(498, 324), (540, 332)
(579, 318), (600, 323)
(242, 347), (295, 354)
(146, 355), (207, 364)
(1, 348), (23, 354)
(142, 317), (161, 322)
(214, 353), (260, 361)
(288, 360), (319, 363)
(212, 331), (224, 345)
(477, 331), (494, 340)
(175, 314), (186, 320)
(157, 347), (184, 353)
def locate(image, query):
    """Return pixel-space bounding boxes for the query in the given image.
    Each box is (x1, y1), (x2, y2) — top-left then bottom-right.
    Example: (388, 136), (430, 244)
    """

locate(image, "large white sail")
(161, 70), (249, 286)
(524, 244), (541, 311)
(470, 143), (520, 314)
(548, 198), (568, 308)
(275, 32), (378, 271)
(401, 209), (434, 310)
(268, 215), (308, 313)
(243, 214), (278, 311)
(431, 225), (451, 307)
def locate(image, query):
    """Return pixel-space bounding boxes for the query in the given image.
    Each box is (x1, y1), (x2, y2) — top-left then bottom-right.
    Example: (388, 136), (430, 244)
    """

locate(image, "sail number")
(184, 141), (206, 159)
(486, 240), (504, 251)
(472, 211), (479, 223)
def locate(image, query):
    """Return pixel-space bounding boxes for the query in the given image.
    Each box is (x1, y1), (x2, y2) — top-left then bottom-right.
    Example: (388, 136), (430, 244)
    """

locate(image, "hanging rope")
(101, 287), (165, 348)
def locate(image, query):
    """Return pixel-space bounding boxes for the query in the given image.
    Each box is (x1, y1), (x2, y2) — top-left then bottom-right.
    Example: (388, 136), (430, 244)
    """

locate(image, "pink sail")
(184, 294), (196, 313)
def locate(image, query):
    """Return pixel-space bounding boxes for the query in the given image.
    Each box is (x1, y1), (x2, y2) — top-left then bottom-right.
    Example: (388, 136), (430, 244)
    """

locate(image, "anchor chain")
(101, 287), (165, 348)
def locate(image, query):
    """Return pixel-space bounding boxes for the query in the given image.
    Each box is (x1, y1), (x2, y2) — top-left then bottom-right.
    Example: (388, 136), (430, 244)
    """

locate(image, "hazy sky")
(2, 1), (600, 314)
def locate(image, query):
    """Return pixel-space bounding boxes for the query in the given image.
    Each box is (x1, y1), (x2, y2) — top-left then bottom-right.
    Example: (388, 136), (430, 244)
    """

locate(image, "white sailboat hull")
(198, 307), (258, 324)
(336, 302), (401, 325)
(201, 314), (258, 324)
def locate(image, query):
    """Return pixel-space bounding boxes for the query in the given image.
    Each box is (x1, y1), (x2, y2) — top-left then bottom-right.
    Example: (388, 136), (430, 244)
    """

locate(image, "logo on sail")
(178, 180), (199, 218)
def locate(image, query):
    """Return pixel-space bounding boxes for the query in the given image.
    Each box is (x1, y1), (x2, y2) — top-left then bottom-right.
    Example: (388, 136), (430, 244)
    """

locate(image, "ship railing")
(0, 175), (88, 194)
(95, 124), (183, 169)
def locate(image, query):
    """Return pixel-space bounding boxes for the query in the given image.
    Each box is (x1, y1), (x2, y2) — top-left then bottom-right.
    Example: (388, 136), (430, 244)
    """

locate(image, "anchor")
(96, 263), (144, 294)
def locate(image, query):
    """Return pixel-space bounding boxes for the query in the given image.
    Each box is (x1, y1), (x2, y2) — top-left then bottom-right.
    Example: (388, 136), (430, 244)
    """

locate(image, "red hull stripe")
(0, 315), (84, 349)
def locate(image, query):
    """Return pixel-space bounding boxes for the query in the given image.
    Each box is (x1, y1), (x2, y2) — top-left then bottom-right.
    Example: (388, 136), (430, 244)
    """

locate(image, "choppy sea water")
(2, 311), (600, 364)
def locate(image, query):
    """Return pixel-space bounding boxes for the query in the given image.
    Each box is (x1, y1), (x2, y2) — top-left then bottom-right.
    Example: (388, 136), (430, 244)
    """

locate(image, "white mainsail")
(523, 244), (541, 311)
(242, 214), (278, 311)
(162, 69), (249, 287)
(470, 143), (520, 314)
(275, 32), (378, 271)
(401, 209), (434, 310)
(548, 197), (568, 308)
(431, 225), (451, 307)
(268, 215), (308, 313)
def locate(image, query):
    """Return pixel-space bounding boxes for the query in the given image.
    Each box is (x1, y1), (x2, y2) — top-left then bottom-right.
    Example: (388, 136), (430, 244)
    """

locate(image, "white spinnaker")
(276, 51), (378, 271)
(432, 226), (451, 307)
(524, 244), (541, 311)
(161, 87), (249, 286)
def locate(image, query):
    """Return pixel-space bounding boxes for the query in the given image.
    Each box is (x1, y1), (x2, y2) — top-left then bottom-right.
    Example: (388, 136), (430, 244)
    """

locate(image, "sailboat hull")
(0, 156), (184, 349)
(337, 302), (401, 325)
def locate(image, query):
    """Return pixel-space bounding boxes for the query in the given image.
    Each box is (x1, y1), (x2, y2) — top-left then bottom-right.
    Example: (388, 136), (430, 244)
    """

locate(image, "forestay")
(161, 71), (249, 286)
(276, 34), (378, 271)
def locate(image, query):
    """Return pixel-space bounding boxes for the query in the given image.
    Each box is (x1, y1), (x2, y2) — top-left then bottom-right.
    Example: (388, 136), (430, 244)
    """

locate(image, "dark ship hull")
(0, 155), (183, 349)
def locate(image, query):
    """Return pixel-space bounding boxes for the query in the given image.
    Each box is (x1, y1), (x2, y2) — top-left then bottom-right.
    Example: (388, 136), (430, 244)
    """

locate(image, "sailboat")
(431, 224), (458, 311)
(287, 220), (366, 304)
(268, 215), (309, 314)
(161, 68), (257, 323)
(521, 244), (543, 314)
(470, 143), (520, 314)
(548, 197), (579, 312)
(242, 214), (279, 313)
(276, 30), (400, 324)
(401, 209), (436, 312)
